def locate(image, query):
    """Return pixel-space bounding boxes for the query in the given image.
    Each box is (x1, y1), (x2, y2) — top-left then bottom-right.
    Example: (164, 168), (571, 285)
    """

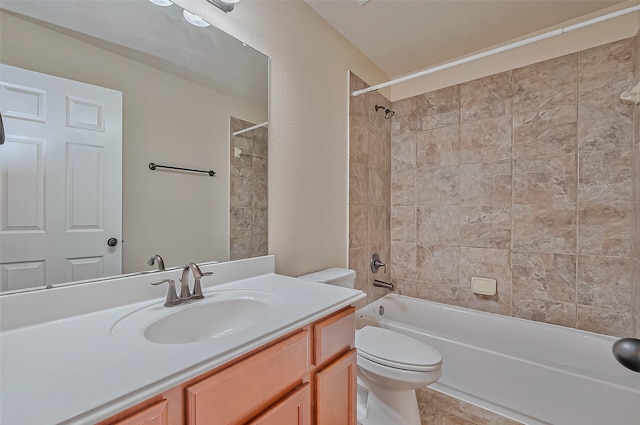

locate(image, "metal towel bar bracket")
(149, 162), (215, 176)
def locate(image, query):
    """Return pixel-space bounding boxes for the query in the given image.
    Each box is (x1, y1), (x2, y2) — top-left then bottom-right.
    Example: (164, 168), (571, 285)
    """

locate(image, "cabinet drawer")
(108, 400), (168, 425)
(186, 330), (309, 425)
(247, 384), (311, 425)
(313, 307), (355, 367)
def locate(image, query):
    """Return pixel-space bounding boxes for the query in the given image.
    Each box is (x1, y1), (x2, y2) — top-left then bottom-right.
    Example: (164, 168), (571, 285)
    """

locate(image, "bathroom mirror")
(0, 0), (269, 293)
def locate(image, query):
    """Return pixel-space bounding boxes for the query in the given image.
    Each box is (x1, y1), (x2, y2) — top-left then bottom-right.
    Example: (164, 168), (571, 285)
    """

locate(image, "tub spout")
(373, 279), (394, 291)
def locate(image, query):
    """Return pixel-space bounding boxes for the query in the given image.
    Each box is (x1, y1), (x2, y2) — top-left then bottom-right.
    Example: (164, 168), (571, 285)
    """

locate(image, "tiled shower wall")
(389, 38), (637, 338)
(633, 31), (640, 338)
(349, 73), (392, 305)
(229, 117), (268, 260)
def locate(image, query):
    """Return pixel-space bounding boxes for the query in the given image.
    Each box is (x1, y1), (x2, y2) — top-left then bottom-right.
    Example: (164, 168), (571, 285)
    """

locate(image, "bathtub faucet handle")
(371, 253), (386, 274)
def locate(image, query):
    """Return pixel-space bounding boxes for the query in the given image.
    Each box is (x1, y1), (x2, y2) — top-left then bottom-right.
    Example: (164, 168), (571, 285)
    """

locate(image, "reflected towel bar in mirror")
(149, 162), (216, 176)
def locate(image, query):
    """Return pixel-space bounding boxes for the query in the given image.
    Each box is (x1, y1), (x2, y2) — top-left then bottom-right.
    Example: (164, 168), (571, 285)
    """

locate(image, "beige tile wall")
(349, 73), (392, 305)
(389, 38), (637, 337)
(633, 30), (640, 338)
(230, 117), (268, 260)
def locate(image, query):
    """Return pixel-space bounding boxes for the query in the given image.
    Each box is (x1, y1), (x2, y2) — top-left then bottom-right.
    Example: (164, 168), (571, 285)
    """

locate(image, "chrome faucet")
(187, 262), (213, 299)
(147, 254), (165, 271)
(179, 265), (194, 299)
(151, 262), (213, 307)
(179, 262), (214, 301)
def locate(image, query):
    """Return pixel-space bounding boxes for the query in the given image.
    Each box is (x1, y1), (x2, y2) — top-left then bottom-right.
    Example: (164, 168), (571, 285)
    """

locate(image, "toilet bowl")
(297, 268), (443, 425)
(356, 326), (441, 425)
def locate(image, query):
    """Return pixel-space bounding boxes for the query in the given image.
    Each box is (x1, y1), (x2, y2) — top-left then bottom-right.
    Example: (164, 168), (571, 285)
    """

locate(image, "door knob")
(107, 238), (119, 247)
(0, 111), (5, 145)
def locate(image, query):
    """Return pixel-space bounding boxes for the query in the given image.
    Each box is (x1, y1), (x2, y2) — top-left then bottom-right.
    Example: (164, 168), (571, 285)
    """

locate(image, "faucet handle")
(151, 279), (179, 307)
(187, 262), (210, 278)
(192, 271), (214, 299)
(370, 253), (387, 274)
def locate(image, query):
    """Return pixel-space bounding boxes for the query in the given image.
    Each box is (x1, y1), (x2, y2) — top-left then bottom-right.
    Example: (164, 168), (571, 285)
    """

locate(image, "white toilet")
(298, 268), (442, 425)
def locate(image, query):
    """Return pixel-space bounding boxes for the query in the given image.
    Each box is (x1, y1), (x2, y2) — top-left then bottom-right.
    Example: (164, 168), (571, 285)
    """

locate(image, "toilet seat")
(356, 326), (442, 372)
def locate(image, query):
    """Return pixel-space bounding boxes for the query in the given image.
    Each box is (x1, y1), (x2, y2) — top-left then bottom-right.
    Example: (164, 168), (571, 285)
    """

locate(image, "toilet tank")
(297, 268), (356, 288)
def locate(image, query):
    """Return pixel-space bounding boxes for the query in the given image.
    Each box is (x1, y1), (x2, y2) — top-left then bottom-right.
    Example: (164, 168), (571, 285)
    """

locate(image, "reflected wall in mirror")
(0, 0), (269, 293)
(229, 117), (268, 260)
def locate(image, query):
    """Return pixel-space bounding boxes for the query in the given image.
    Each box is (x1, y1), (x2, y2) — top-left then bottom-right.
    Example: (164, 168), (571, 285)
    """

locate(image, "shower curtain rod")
(352, 4), (640, 97)
(232, 121), (268, 136)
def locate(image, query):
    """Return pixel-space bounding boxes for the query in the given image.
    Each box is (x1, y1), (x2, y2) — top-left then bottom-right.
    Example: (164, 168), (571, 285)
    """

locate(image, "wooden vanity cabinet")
(101, 306), (356, 425)
(107, 400), (168, 425)
(315, 350), (357, 425)
(185, 330), (309, 425)
(312, 307), (358, 425)
(246, 384), (311, 425)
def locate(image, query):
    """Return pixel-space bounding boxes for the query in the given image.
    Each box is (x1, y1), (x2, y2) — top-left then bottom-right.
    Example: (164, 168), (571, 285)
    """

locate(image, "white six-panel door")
(0, 64), (122, 291)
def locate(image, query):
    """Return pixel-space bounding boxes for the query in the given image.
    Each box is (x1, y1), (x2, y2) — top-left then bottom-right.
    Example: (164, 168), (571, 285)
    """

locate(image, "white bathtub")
(356, 294), (640, 425)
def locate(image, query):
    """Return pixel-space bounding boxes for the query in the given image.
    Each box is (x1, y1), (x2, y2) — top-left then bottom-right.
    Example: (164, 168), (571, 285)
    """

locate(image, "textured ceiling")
(305, 0), (631, 78)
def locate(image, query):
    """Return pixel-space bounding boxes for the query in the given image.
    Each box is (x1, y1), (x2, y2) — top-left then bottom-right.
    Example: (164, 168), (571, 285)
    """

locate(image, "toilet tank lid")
(297, 267), (356, 287)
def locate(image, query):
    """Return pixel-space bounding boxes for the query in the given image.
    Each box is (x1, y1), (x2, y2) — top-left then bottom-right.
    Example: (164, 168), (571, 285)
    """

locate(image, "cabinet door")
(247, 384), (311, 425)
(315, 349), (357, 425)
(108, 400), (168, 425)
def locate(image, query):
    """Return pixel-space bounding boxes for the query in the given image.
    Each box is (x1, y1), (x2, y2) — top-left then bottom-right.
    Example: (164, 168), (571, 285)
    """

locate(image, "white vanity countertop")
(0, 257), (365, 425)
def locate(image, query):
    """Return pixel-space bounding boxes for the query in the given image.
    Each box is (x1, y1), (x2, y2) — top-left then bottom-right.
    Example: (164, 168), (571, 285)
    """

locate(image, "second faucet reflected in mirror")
(147, 254), (166, 271)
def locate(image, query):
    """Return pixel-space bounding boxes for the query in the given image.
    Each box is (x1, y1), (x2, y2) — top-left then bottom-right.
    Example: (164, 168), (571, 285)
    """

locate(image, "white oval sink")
(111, 290), (283, 345)
(145, 298), (271, 344)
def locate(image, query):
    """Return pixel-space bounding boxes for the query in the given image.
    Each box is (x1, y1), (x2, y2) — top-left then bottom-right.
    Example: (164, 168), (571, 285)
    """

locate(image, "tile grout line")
(575, 51), (581, 330)
(510, 71), (515, 319)
(457, 83), (462, 306)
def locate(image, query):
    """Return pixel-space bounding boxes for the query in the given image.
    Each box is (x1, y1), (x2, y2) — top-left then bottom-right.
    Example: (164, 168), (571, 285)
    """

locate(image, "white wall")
(174, 0), (390, 276)
(0, 10), (267, 273)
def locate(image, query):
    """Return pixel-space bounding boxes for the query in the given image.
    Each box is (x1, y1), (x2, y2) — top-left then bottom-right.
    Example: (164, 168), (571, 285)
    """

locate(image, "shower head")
(375, 104), (395, 119)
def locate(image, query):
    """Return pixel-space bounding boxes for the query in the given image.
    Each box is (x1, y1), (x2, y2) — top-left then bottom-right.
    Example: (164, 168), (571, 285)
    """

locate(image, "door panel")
(0, 64), (122, 290)
(2, 136), (44, 231)
(0, 82), (46, 122)
(66, 95), (105, 131)
(0, 260), (45, 291)
(66, 256), (103, 282)
(66, 143), (103, 229)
